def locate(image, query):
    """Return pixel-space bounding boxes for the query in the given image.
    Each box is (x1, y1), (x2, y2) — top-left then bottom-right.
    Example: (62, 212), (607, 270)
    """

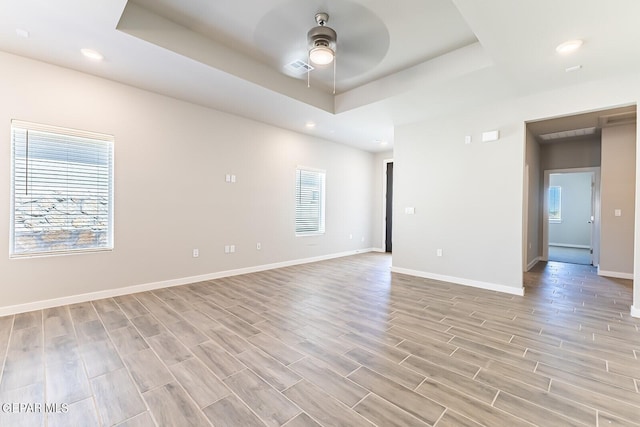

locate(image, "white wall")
(0, 52), (376, 311)
(394, 72), (640, 299)
(548, 173), (593, 248)
(600, 124), (636, 277)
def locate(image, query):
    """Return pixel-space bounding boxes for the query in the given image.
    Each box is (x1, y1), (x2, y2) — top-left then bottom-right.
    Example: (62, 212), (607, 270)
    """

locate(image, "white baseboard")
(0, 248), (374, 317)
(597, 267), (634, 280)
(526, 257), (541, 272)
(548, 243), (590, 249)
(631, 305), (640, 318)
(390, 267), (525, 296)
(371, 248), (386, 253)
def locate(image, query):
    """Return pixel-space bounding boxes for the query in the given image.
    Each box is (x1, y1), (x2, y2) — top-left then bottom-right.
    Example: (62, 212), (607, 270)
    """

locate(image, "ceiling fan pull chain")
(307, 51), (311, 88)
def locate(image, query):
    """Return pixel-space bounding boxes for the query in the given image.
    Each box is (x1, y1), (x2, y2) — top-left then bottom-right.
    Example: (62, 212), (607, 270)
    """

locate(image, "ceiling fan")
(253, 0), (390, 94)
(307, 13), (337, 92)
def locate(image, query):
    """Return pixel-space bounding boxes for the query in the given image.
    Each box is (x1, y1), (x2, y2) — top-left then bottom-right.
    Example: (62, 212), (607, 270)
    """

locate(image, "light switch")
(225, 174), (231, 183)
(465, 135), (472, 145)
(405, 207), (415, 215)
(615, 209), (622, 217)
(231, 175), (236, 183)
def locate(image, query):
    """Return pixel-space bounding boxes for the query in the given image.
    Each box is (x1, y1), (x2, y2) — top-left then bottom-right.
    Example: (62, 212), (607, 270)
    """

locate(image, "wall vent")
(598, 111), (637, 128)
(539, 127), (597, 141)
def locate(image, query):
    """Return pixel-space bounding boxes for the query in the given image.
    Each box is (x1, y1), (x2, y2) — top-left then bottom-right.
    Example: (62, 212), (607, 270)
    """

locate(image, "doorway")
(385, 161), (393, 252)
(544, 169), (599, 265)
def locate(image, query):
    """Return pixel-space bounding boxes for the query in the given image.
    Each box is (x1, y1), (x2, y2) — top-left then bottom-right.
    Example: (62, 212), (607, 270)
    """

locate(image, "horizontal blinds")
(11, 122), (114, 256)
(295, 168), (325, 234)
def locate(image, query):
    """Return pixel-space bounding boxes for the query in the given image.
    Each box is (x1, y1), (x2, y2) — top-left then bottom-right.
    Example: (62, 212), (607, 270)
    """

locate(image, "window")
(548, 186), (561, 222)
(295, 167), (325, 235)
(10, 121), (114, 256)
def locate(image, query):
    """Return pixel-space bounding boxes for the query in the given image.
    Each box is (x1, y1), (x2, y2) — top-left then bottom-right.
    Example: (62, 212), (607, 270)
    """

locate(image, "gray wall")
(600, 124), (636, 275)
(548, 173), (592, 247)
(394, 71), (640, 297)
(0, 52), (377, 310)
(524, 129), (541, 269)
(540, 137), (601, 171)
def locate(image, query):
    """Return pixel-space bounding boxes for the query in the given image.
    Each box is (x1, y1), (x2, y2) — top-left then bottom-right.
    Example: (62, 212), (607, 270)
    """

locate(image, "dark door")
(385, 162), (393, 252)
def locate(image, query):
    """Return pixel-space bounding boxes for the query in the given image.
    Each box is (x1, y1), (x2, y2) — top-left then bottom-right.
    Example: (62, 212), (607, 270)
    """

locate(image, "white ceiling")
(1, 0), (639, 152)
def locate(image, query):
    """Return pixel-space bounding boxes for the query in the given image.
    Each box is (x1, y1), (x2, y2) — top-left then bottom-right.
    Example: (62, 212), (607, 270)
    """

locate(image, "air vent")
(598, 111), (637, 128)
(539, 127), (597, 141)
(285, 59), (314, 75)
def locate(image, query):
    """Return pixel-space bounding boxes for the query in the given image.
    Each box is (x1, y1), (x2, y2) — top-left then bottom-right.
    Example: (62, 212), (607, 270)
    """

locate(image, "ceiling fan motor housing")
(307, 13), (337, 50)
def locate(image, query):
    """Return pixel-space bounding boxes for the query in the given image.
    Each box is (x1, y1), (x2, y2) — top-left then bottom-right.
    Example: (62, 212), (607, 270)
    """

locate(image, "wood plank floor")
(0, 253), (638, 426)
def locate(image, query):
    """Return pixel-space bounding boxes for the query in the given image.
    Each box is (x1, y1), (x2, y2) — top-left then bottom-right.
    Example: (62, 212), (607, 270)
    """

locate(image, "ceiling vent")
(539, 127), (597, 141)
(285, 59), (314, 75)
(598, 111), (637, 128)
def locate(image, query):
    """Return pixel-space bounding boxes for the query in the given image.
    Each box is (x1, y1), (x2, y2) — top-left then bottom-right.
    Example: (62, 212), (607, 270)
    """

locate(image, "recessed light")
(16, 29), (29, 39)
(80, 48), (104, 61)
(556, 39), (583, 54)
(305, 122), (316, 129)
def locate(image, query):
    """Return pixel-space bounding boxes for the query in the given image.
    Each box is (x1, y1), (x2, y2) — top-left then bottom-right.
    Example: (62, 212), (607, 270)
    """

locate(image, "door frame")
(382, 158), (393, 252)
(542, 167), (601, 265)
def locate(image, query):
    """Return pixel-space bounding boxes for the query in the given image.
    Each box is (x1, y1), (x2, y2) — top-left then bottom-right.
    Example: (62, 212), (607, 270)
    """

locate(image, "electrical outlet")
(437, 249), (443, 257)
(230, 245), (236, 253)
(256, 242), (261, 250)
(361, 236), (365, 242)
(349, 234), (353, 240)
(192, 249), (199, 258)
(224, 245), (230, 254)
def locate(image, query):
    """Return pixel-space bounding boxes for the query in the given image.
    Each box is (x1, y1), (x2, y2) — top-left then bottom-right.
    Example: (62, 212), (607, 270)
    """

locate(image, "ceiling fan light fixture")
(309, 45), (334, 65)
(306, 12), (338, 93)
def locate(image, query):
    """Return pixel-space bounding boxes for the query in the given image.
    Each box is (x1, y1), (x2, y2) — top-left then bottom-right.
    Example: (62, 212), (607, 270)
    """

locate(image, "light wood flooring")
(0, 253), (639, 426)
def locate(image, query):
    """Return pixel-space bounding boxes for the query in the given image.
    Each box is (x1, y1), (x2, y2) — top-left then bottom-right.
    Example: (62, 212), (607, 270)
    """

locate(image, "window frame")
(295, 166), (326, 236)
(10, 120), (115, 258)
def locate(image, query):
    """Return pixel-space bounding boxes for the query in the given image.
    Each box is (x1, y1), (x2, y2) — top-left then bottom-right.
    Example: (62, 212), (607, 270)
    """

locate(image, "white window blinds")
(10, 121), (114, 256)
(295, 168), (325, 235)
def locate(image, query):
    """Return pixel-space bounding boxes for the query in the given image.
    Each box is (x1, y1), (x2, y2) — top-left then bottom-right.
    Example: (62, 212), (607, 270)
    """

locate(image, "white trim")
(631, 305), (640, 318)
(371, 248), (386, 253)
(390, 267), (525, 296)
(597, 267), (634, 280)
(526, 257), (541, 271)
(0, 249), (374, 317)
(548, 243), (591, 249)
